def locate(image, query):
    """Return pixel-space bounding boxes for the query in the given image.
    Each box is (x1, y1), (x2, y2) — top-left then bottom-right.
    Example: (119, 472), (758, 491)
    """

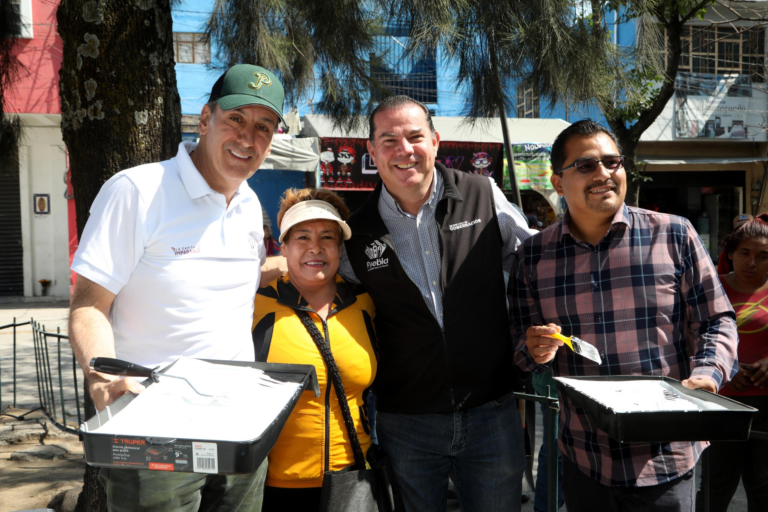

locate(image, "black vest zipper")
(435, 202), (456, 409)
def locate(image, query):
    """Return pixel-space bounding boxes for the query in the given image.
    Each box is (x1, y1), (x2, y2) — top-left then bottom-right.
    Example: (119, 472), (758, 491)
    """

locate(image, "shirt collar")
(560, 203), (631, 241)
(177, 141), (216, 200)
(380, 168), (443, 217)
(176, 141), (248, 203)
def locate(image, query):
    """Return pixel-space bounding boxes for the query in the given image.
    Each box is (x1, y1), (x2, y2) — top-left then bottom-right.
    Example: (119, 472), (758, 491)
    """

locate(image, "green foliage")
(205, 0), (726, 138)
(385, 0), (621, 120)
(604, 68), (663, 124)
(208, 0), (386, 129)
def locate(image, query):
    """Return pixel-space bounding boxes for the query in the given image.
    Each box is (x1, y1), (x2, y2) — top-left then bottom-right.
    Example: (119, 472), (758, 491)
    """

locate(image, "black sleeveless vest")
(345, 163), (520, 414)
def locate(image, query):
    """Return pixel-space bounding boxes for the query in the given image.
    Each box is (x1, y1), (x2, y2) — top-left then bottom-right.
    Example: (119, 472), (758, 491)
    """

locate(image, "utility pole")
(497, 95), (522, 208)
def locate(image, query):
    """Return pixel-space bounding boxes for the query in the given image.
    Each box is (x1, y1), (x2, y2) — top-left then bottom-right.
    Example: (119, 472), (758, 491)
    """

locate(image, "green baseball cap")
(208, 64), (285, 125)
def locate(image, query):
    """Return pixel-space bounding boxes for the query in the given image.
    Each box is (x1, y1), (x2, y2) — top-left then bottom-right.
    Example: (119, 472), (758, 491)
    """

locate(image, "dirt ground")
(0, 409), (84, 512)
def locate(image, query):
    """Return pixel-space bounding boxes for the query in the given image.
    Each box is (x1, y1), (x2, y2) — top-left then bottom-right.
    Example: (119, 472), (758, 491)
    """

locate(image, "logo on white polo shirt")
(365, 240), (388, 271)
(449, 218), (481, 231)
(248, 234), (260, 257)
(171, 244), (201, 256)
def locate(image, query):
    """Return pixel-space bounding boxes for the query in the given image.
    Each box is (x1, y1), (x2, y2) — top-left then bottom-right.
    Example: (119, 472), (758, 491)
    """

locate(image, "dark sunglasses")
(557, 156), (625, 175)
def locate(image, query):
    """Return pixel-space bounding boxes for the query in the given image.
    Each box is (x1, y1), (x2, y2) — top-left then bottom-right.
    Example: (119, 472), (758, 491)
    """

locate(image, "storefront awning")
(260, 136), (320, 172)
(640, 156), (768, 165)
(301, 115), (569, 144)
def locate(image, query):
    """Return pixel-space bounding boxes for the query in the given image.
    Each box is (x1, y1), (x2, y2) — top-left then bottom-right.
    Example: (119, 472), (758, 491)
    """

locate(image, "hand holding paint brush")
(545, 332), (603, 365)
(524, 324), (564, 364)
(525, 324), (603, 365)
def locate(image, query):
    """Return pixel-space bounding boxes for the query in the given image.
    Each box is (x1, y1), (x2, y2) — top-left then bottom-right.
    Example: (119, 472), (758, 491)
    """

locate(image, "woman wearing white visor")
(252, 189), (378, 511)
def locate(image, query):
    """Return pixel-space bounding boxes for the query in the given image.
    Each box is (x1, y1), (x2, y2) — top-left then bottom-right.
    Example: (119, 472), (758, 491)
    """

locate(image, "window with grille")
(370, 26), (438, 104)
(667, 26), (765, 82)
(173, 33), (211, 64)
(517, 86), (539, 118)
(10, 0), (33, 38)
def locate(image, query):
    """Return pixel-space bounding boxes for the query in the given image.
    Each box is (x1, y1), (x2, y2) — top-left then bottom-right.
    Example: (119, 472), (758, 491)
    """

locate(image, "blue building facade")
(172, 0), (220, 119)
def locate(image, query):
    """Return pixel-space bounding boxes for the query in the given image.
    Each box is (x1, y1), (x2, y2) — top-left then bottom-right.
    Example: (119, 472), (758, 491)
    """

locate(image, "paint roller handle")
(90, 357), (160, 382)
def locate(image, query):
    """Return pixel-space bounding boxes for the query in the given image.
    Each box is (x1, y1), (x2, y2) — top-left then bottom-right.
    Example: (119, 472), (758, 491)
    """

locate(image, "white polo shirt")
(71, 142), (266, 368)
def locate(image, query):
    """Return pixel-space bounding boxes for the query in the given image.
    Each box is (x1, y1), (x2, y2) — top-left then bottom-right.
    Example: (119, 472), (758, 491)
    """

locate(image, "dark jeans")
(534, 403), (564, 512)
(99, 459), (267, 512)
(697, 395), (768, 512)
(562, 456), (695, 512)
(376, 391), (525, 512)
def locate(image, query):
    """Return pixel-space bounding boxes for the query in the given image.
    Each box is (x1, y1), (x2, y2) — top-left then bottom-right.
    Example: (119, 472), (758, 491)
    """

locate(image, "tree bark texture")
(58, 0), (181, 239)
(618, 135), (640, 208)
(57, 2), (181, 510)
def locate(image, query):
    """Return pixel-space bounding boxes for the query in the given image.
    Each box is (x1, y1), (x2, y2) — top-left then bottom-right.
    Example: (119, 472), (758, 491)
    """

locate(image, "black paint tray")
(80, 360), (319, 475)
(554, 376), (757, 443)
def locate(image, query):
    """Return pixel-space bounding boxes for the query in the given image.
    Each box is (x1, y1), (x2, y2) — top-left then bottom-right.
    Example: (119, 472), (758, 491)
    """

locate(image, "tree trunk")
(57, 1), (181, 510)
(58, 0), (181, 238)
(618, 135), (640, 207)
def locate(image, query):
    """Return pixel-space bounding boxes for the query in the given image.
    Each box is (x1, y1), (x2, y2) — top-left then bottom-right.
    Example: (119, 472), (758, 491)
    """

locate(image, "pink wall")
(6, 0), (62, 115)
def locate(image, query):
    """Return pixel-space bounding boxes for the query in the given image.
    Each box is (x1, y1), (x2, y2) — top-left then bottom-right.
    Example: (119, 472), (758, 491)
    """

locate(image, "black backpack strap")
(296, 310), (367, 470)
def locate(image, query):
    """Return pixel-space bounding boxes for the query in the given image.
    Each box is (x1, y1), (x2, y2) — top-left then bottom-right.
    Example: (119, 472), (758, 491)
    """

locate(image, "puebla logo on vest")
(365, 240), (388, 271)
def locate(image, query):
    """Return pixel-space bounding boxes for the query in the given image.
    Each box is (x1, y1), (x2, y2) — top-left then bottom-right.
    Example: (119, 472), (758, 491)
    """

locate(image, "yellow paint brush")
(546, 332), (603, 365)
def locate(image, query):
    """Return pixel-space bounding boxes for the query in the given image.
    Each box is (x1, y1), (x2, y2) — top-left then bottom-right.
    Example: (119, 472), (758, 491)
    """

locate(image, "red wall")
(7, 2), (75, 292)
(6, 0), (62, 115)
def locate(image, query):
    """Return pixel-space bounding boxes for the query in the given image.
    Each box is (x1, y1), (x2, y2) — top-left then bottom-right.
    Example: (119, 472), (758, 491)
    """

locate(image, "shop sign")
(319, 138), (504, 191)
(504, 144), (554, 191)
(674, 72), (766, 141)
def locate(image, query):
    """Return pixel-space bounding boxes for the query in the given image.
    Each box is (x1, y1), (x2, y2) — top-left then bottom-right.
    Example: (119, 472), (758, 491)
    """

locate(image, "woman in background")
(702, 214), (768, 512)
(263, 224), (281, 256)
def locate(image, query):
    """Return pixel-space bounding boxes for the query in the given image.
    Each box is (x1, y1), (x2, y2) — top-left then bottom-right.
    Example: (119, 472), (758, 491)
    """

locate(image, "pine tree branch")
(680, 0), (716, 24)
(629, 18), (683, 139)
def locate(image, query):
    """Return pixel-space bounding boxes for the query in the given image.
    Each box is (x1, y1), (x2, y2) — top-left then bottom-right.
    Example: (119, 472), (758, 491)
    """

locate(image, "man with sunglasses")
(509, 120), (738, 512)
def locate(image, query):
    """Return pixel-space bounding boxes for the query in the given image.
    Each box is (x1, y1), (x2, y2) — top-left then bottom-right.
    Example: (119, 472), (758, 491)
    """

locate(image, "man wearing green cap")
(68, 64), (285, 511)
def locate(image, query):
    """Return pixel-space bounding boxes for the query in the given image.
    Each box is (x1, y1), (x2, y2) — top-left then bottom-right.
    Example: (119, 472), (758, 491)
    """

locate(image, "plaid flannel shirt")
(510, 205), (738, 487)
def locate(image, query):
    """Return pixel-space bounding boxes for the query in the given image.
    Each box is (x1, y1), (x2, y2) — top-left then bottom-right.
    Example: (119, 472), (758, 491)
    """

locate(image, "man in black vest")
(339, 95), (534, 512)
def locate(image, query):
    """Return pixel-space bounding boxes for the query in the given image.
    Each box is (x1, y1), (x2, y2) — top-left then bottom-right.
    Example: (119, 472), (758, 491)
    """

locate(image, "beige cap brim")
(278, 200), (352, 244)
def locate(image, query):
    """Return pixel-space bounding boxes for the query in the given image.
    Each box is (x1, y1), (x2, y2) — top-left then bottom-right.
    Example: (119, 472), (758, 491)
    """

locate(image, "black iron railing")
(0, 318), (30, 409)
(0, 318), (82, 434)
(515, 387), (561, 512)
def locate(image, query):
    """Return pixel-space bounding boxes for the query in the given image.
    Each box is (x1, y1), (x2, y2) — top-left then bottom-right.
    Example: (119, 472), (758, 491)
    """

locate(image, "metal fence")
(0, 317), (82, 434)
(515, 388), (561, 512)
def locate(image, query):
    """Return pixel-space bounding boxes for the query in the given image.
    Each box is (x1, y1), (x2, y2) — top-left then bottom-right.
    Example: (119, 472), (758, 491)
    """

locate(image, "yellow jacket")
(252, 274), (377, 488)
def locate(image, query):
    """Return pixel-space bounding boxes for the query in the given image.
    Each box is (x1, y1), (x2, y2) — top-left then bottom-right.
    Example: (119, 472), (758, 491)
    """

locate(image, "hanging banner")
(674, 72), (766, 141)
(319, 138), (504, 191)
(319, 137), (376, 190)
(504, 144), (554, 191)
